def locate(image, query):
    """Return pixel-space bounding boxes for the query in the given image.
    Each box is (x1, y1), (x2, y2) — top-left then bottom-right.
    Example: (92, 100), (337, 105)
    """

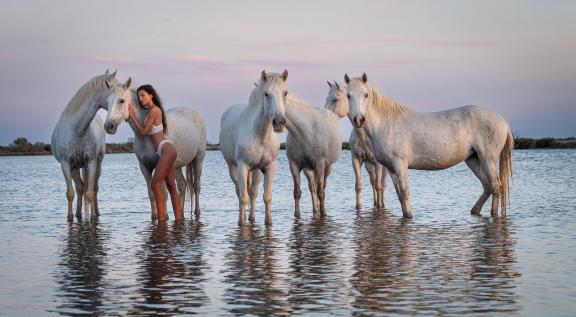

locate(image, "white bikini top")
(149, 124), (163, 135)
(144, 109), (164, 135)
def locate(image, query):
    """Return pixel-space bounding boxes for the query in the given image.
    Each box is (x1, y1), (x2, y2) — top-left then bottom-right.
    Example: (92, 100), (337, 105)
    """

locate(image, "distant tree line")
(1, 136), (575, 156)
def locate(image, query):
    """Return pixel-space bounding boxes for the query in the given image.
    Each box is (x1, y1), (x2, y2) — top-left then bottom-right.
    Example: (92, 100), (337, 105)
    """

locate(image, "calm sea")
(0, 150), (575, 316)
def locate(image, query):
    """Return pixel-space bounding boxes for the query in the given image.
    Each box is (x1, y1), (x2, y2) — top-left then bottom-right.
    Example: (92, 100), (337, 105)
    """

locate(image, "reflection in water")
(54, 219), (109, 316)
(287, 217), (350, 315)
(222, 225), (289, 316)
(351, 209), (414, 315)
(466, 216), (521, 313)
(351, 209), (521, 315)
(132, 220), (209, 316)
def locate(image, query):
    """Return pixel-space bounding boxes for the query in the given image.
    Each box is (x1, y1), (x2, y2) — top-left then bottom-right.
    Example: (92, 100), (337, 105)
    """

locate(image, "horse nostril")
(272, 118), (277, 126)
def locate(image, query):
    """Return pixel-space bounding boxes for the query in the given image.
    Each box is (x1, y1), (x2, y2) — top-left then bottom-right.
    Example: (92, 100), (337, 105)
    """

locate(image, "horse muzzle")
(353, 115), (365, 128)
(272, 117), (286, 133)
(104, 121), (118, 134)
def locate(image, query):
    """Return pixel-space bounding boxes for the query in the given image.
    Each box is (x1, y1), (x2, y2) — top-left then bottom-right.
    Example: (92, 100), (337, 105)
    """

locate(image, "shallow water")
(0, 150), (575, 316)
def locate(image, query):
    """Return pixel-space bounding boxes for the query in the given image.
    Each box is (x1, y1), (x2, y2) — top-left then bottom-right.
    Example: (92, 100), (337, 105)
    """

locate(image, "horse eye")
(283, 91), (288, 96)
(364, 93), (368, 98)
(347, 94), (351, 99)
(264, 92), (269, 97)
(119, 99), (125, 103)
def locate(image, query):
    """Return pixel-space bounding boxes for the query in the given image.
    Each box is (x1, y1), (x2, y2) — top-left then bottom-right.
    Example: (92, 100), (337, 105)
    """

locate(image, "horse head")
(258, 69), (289, 133)
(344, 73), (369, 128)
(325, 80), (350, 119)
(104, 77), (133, 134)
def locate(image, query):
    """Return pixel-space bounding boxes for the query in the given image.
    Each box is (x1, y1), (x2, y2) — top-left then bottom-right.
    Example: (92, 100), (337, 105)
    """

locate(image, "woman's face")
(138, 90), (154, 108)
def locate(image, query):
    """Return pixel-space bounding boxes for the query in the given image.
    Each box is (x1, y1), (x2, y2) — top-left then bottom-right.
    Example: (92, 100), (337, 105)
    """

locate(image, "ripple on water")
(0, 151), (575, 316)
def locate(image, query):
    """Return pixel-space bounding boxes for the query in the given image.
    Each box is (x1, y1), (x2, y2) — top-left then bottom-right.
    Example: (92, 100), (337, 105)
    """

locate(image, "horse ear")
(362, 73), (368, 83)
(254, 82), (258, 87)
(335, 81), (341, 90)
(327, 81), (332, 88)
(105, 69), (110, 75)
(344, 73), (350, 84)
(260, 70), (267, 82)
(110, 69), (118, 79)
(281, 69), (288, 81)
(105, 80), (112, 89)
(123, 77), (132, 89)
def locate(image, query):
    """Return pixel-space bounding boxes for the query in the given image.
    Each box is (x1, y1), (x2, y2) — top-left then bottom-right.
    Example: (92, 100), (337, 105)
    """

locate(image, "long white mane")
(349, 79), (412, 118)
(62, 73), (113, 117)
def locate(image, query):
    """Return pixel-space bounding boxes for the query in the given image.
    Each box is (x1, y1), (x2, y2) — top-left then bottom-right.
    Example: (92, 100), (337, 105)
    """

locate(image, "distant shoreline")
(1, 137), (575, 156)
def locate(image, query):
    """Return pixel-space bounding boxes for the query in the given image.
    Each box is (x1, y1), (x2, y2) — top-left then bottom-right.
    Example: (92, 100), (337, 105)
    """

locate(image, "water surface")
(0, 150), (574, 316)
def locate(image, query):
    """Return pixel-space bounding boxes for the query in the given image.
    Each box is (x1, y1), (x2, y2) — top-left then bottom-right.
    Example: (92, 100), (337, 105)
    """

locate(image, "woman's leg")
(152, 143), (178, 221)
(166, 157), (183, 220)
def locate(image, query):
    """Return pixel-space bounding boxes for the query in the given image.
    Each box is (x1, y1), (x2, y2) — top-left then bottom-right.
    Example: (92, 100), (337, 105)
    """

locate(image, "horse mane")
(63, 73), (114, 116)
(351, 80), (412, 118)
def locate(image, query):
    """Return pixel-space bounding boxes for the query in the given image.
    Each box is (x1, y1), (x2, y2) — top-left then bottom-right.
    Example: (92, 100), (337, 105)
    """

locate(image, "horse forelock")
(64, 73), (117, 116)
(248, 73), (287, 108)
(349, 78), (411, 118)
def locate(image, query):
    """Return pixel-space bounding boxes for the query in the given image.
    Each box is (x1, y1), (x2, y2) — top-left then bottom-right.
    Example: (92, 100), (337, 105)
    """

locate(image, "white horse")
(51, 70), (118, 220)
(284, 81), (349, 217)
(345, 73), (513, 218)
(103, 78), (207, 219)
(349, 127), (388, 210)
(219, 70), (288, 226)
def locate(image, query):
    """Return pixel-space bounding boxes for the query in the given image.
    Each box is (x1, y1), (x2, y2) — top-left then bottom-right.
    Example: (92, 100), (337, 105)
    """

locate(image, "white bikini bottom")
(157, 139), (174, 156)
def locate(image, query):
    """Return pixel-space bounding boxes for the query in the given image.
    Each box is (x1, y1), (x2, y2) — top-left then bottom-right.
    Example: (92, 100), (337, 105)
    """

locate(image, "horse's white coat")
(219, 70), (288, 225)
(345, 73), (513, 218)
(284, 81), (348, 217)
(51, 70), (117, 220)
(104, 80), (206, 218)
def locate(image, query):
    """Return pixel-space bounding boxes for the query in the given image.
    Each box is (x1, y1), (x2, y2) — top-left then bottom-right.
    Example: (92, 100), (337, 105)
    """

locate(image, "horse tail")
(499, 130), (513, 214)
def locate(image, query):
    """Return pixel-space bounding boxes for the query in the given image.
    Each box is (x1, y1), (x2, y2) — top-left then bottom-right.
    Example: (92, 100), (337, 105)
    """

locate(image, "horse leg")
(289, 160), (302, 219)
(262, 161), (276, 226)
(365, 161), (378, 208)
(390, 162), (412, 218)
(186, 163), (194, 214)
(60, 163), (75, 221)
(85, 159), (98, 218)
(478, 155), (502, 216)
(192, 154), (204, 216)
(304, 168), (320, 216)
(249, 169), (262, 223)
(139, 162), (157, 219)
(227, 163), (240, 198)
(82, 167), (89, 215)
(318, 162), (330, 216)
(176, 167), (187, 212)
(374, 164), (384, 209)
(380, 165), (388, 209)
(237, 162), (249, 225)
(466, 155), (492, 215)
(71, 169), (84, 218)
(93, 159), (103, 216)
(352, 156), (363, 209)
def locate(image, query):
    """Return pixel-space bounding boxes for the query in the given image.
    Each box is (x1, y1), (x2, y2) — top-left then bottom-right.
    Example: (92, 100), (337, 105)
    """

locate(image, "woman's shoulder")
(149, 106), (162, 117)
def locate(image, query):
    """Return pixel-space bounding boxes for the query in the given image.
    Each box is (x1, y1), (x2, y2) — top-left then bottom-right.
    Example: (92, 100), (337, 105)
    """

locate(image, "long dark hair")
(137, 84), (168, 134)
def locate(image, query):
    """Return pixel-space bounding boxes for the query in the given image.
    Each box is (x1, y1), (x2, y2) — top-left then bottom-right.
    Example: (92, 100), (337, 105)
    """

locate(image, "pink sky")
(0, 1), (575, 145)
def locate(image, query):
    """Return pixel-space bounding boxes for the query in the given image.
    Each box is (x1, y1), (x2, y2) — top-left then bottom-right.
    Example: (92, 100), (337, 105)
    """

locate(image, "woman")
(128, 84), (183, 221)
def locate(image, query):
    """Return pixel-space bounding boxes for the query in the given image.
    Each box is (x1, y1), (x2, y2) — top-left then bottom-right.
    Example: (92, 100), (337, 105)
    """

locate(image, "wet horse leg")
(289, 160), (302, 218)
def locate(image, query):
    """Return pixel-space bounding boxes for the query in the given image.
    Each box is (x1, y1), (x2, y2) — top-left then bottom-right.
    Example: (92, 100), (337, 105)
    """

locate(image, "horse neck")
(64, 92), (104, 136)
(247, 100), (275, 142)
(285, 96), (316, 140)
(127, 91), (149, 138)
